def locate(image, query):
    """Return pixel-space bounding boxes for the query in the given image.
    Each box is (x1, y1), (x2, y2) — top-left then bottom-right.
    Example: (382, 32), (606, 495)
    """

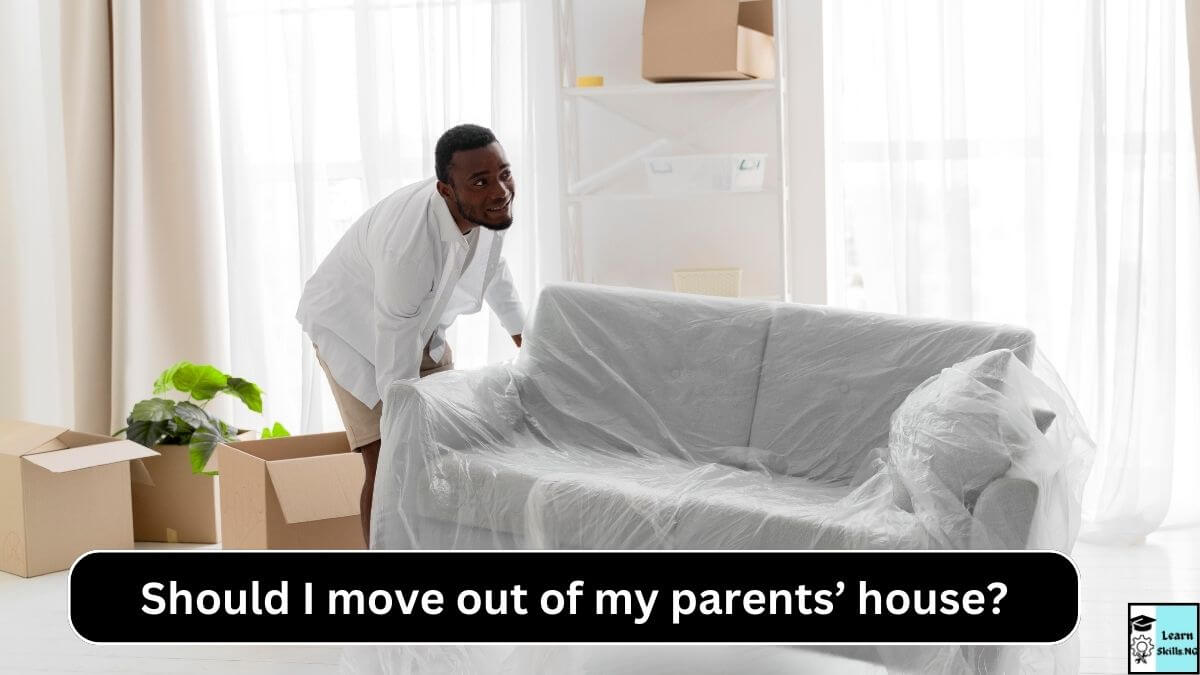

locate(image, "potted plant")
(116, 361), (289, 543)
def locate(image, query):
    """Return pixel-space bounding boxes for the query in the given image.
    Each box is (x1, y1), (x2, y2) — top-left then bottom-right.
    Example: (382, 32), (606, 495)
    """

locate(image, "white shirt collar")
(430, 184), (471, 248)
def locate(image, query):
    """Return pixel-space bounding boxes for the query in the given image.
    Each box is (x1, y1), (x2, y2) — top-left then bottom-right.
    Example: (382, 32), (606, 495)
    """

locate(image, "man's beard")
(455, 193), (514, 231)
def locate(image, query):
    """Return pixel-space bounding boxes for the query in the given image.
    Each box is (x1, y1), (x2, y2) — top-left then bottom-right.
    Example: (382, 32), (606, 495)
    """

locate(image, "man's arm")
(373, 246), (435, 401)
(484, 254), (526, 345)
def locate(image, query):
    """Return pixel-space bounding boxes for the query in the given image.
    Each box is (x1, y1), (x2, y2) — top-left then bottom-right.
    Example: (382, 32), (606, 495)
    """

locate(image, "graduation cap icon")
(1130, 615), (1156, 632)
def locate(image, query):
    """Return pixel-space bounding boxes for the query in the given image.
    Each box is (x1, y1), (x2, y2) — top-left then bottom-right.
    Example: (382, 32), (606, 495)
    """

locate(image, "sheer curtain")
(825, 0), (1200, 542)
(208, 0), (539, 435)
(1, 0), (539, 440)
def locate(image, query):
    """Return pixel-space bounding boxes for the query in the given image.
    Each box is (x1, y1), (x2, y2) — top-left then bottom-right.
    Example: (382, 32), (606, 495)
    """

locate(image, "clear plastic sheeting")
(341, 644), (888, 675)
(359, 283), (1094, 675)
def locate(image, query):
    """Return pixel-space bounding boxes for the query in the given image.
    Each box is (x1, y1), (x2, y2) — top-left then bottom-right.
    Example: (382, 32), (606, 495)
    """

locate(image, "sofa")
(369, 282), (1090, 674)
(372, 282), (1086, 553)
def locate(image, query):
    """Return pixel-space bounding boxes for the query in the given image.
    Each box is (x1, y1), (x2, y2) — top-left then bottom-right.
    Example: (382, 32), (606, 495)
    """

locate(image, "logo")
(1129, 604), (1199, 674)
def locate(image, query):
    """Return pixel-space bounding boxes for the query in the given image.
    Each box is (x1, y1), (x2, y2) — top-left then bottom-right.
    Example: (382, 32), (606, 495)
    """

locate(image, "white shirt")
(296, 178), (525, 407)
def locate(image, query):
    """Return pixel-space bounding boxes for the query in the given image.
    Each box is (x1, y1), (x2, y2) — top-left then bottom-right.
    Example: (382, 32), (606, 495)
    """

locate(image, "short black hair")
(435, 124), (498, 183)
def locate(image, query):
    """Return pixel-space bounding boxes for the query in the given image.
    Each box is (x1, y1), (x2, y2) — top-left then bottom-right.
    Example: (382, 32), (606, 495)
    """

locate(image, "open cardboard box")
(215, 432), (365, 549)
(132, 431), (255, 544)
(132, 443), (220, 544)
(643, 0), (776, 82)
(0, 420), (158, 577)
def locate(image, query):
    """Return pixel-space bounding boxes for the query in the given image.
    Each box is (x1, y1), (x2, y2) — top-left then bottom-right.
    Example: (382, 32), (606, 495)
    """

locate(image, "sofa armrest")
(382, 365), (525, 453)
(373, 365), (527, 549)
(968, 477), (1038, 549)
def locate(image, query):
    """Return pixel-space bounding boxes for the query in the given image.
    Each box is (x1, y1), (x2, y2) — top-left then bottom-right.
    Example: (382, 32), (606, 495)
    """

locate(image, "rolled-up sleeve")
(484, 255), (526, 335)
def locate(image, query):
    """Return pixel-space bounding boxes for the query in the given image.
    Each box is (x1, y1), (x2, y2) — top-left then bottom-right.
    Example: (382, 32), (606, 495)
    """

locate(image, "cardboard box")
(132, 431), (255, 544)
(131, 444), (219, 544)
(216, 432), (365, 549)
(0, 420), (158, 577)
(643, 0), (776, 82)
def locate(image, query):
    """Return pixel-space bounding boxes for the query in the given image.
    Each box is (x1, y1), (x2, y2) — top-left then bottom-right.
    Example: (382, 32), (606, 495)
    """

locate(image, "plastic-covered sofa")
(367, 282), (1093, 674)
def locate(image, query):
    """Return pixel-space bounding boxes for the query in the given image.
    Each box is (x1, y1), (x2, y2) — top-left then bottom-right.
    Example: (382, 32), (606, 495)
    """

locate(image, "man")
(296, 124), (525, 544)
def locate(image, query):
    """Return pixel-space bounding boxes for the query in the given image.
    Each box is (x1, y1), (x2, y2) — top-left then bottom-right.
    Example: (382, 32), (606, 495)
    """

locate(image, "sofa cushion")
(420, 443), (723, 540)
(747, 304), (1035, 482)
(417, 442), (924, 550)
(516, 283), (774, 454)
(667, 478), (927, 550)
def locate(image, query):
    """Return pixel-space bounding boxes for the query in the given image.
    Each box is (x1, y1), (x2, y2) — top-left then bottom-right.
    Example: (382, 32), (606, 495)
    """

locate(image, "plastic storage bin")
(643, 154), (766, 193)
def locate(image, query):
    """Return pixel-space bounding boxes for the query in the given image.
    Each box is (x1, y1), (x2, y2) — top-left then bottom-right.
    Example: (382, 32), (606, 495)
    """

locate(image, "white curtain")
(1, 0), (239, 435)
(825, 0), (1200, 542)
(0, 0), (114, 434)
(208, 0), (540, 435)
(2, 0), (540, 441)
(111, 0), (236, 431)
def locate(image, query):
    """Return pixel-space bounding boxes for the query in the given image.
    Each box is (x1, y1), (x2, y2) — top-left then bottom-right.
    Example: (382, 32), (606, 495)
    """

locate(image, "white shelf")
(553, 0), (792, 297)
(564, 80), (778, 97)
(567, 189), (778, 202)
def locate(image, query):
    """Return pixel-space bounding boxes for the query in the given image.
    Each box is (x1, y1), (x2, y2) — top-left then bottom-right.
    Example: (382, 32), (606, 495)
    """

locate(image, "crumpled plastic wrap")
(355, 283), (1094, 675)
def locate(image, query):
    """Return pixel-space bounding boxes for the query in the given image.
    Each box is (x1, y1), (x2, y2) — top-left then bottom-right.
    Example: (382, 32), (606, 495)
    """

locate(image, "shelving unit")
(551, 0), (792, 300)
(562, 80), (779, 98)
(566, 189), (779, 203)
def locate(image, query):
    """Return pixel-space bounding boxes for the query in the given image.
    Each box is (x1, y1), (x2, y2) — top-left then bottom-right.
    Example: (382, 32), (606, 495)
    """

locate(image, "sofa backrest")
(747, 303), (1035, 482)
(516, 283), (774, 453)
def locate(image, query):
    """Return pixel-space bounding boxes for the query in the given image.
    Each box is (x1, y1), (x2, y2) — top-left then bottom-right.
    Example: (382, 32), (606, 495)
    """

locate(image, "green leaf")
(179, 402), (239, 474)
(216, 416), (238, 438)
(188, 429), (223, 475)
(173, 400), (213, 431)
(130, 398), (176, 423)
(173, 363), (229, 401)
(153, 361), (191, 395)
(125, 419), (171, 448)
(166, 414), (194, 441)
(172, 401), (228, 443)
(260, 421), (290, 439)
(225, 377), (263, 413)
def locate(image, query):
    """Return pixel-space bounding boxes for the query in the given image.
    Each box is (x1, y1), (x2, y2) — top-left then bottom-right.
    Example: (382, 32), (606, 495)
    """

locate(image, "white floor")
(1074, 523), (1200, 674)
(1, 527), (1196, 674)
(0, 542), (340, 675)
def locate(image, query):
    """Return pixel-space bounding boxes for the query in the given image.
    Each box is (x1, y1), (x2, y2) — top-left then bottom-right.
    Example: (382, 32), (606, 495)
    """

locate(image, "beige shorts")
(314, 338), (454, 450)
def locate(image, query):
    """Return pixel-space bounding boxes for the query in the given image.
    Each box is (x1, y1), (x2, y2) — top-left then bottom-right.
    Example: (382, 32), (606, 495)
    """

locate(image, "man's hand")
(512, 333), (522, 348)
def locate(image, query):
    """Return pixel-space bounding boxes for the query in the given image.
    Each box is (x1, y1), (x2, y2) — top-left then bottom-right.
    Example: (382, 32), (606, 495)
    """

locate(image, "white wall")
(783, 0), (826, 304)
(538, 0), (826, 302)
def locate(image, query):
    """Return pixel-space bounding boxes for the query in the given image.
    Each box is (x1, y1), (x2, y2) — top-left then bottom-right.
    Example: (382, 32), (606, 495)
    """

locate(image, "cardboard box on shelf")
(216, 432), (365, 550)
(0, 420), (158, 578)
(132, 431), (255, 545)
(642, 0), (775, 83)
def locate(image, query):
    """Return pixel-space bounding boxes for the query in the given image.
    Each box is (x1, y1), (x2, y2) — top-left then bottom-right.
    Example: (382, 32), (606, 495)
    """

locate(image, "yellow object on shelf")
(576, 75), (605, 88)
(673, 268), (743, 298)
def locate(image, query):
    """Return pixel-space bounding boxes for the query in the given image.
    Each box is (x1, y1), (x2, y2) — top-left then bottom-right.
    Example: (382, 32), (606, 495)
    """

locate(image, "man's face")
(439, 142), (515, 231)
